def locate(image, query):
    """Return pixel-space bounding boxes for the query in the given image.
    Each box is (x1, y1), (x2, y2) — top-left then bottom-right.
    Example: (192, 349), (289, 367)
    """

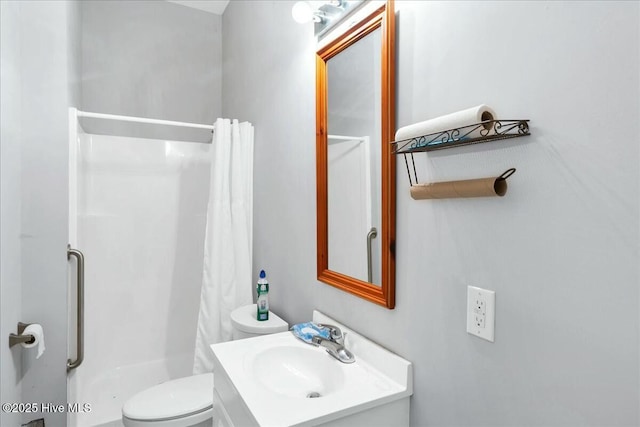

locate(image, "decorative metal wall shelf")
(391, 119), (530, 186)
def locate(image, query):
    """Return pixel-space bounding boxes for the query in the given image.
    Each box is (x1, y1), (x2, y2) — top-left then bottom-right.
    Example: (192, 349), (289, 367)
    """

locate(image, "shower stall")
(67, 109), (212, 426)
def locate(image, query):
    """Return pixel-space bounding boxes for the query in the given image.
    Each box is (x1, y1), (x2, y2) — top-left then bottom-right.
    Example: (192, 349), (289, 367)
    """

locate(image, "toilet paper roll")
(395, 105), (497, 143)
(21, 324), (45, 359)
(410, 168), (516, 200)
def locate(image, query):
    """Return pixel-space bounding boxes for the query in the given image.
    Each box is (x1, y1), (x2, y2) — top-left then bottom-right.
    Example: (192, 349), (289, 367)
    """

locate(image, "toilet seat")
(122, 373), (213, 427)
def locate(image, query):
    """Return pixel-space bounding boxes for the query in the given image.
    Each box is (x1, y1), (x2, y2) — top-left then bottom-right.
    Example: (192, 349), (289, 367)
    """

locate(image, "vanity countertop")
(210, 310), (413, 427)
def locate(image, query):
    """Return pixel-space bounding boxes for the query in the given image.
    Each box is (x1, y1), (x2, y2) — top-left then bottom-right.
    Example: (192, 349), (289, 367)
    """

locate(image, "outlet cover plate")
(467, 286), (495, 342)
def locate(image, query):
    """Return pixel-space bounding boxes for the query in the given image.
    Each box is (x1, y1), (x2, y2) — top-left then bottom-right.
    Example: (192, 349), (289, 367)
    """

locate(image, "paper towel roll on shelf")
(21, 323), (46, 359)
(395, 104), (497, 142)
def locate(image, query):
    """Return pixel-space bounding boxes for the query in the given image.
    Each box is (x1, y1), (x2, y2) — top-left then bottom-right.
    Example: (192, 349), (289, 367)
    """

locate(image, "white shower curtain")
(193, 118), (254, 374)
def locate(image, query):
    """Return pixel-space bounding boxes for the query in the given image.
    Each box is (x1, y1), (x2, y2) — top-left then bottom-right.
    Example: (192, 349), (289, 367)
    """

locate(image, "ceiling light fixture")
(291, 1), (316, 23)
(292, 1), (345, 24)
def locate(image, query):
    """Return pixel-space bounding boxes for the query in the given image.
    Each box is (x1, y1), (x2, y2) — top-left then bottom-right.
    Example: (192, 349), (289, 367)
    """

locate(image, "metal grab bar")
(67, 245), (85, 371)
(366, 227), (378, 283)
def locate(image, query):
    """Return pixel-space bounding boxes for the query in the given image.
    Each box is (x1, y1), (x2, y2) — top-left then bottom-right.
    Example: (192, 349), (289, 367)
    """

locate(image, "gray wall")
(223, 1), (639, 426)
(0, 1), (80, 426)
(1, 3), (24, 426)
(80, 0), (222, 143)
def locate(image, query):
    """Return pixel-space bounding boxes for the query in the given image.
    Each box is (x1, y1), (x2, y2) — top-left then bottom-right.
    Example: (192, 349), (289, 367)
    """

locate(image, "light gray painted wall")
(80, 0), (222, 143)
(222, 1), (318, 320)
(0, 1), (80, 426)
(1, 2), (24, 426)
(223, 1), (639, 426)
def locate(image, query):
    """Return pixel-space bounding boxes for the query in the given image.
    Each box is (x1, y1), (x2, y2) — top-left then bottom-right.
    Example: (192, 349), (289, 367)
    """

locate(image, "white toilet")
(122, 304), (288, 427)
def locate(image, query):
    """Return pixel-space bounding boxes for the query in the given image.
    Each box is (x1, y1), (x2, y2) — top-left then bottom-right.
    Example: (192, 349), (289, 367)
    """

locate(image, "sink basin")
(210, 310), (413, 426)
(250, 346), (345, 399)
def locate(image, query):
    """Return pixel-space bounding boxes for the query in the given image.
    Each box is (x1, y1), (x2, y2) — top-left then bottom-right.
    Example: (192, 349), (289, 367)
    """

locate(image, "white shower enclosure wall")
(67, 109), (212, 426)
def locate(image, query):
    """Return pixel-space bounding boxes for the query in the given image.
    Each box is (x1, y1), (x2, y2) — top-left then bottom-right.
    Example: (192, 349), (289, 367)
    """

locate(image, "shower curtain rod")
(328, 134), (366, 141)
(76, 110), (216, 131)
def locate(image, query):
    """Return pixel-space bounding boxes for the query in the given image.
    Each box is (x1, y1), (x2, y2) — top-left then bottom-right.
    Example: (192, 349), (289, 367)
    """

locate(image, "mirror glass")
(326, 28), (382, 285)
(316, 1), (395, 308)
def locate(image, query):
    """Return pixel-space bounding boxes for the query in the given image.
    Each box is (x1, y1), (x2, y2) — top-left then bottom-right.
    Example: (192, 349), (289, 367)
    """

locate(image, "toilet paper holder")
(9, 322), (35, 348)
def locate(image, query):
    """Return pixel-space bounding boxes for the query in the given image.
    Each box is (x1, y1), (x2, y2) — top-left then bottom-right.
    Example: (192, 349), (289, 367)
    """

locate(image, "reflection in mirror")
(314, 1), (365, 40)
(316, 1), (395, 308)
(327, 28), (382, 285)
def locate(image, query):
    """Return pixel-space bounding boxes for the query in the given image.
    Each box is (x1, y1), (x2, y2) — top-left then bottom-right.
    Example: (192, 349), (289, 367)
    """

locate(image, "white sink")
(250, 346), (346, 399)
(210, 310), (413, 427)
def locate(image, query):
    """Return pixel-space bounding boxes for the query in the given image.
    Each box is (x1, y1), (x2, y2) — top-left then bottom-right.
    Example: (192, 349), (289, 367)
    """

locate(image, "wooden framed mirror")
(316, 0), (395, 309)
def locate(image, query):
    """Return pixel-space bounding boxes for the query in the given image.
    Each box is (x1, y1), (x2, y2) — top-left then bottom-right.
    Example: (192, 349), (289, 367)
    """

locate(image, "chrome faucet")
(312, 323), (355, 364)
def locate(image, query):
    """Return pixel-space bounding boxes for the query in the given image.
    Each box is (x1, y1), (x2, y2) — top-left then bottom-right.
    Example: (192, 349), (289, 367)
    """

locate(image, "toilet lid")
(231, 304), (288, 334)
(122, 373), (213, 421)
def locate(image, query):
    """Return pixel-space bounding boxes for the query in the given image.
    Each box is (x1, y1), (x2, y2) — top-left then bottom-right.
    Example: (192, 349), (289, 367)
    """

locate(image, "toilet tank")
(230, 304), (288, 340)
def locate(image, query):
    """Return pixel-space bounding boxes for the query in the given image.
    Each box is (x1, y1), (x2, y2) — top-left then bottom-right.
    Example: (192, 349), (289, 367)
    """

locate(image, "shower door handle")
(67, 245), (85, 371)
(366, 227), (377, 283)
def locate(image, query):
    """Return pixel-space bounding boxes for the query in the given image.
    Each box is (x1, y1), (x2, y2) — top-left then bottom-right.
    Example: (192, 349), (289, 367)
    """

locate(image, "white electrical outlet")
(474, 313), (485, 328)
(467, 286), (495, 342)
